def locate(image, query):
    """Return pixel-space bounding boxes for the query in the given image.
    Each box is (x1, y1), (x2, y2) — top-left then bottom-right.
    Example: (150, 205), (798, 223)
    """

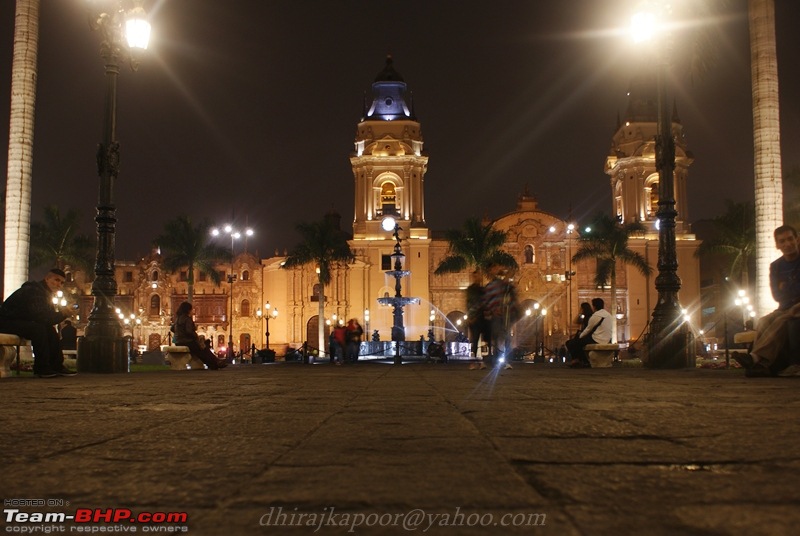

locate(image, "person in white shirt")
(566, 298), (612, 368)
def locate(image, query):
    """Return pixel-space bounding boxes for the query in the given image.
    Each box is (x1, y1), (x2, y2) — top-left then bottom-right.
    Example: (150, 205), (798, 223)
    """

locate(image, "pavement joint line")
(409, 365), (553, 505)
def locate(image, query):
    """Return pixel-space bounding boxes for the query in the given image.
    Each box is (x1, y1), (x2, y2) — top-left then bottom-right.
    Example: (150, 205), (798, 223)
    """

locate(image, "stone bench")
(585, 343), (620, 368)
(0, 333), (28, 378)
(62, 349), (77, 366)
(162, 346), (206, 370)
(734, 331), (756, 346)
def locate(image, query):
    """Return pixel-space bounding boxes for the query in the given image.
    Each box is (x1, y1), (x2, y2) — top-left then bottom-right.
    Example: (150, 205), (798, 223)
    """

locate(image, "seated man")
(0, 268), (75, 377)
(566, 297), (612, 368)
(739, 225), (800, 377)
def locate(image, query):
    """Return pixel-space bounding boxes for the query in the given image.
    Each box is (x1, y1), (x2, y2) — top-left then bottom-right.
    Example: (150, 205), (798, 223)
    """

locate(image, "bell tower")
(602, 71), (700, 343)
(350, 56), (429, 240)
(604, 72), (693, 233)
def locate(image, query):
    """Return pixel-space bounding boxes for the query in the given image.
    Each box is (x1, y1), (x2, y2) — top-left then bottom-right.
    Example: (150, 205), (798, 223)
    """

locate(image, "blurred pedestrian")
(483, 262), (520, 369)
(466, 272), (490, 365)
(345, 318), (363, 362)
(332, 323), (347, 365)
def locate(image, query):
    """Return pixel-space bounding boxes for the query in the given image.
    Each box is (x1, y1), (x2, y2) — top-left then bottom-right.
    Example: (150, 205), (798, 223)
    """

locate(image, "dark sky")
(1, 0), (799, 262)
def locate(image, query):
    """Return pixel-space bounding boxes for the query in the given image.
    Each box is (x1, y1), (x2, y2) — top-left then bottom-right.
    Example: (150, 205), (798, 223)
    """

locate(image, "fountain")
(376, 222), (420, 364)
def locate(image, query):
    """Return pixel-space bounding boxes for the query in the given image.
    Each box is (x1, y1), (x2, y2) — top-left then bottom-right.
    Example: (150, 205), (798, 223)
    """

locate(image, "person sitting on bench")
(737, 225), (800, 377)
(0, 268), (75, 378)
(566, 298), (612, 368)
(173, 301), (227, 370)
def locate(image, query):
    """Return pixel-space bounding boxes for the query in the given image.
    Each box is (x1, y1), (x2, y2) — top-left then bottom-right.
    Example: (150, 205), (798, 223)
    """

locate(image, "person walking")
(332, 323), (347, 365)
(483, 263), (520, 369)
(345, 318), (363, 362)
(466, 272), (490, 370)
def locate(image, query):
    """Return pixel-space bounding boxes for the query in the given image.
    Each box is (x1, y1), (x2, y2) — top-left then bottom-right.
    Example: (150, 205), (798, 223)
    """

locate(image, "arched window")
(380, 182), (396, 215)
(241, 299), (250, 317)
(149, 295), (160, 315)
(242, 270), (250, 281)
(645, 175), (659, 219)
(151, 270), (159, 281)
(524, 245), (534, 264)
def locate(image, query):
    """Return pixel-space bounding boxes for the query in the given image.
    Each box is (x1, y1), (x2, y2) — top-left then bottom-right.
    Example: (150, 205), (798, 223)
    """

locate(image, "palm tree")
(571, 214), (652, 344)
(282, 217), (354, 356)
(3, 0), (40, 298)
(749, 0), (783, 315)
(29, 205), (94, 272)
(155, 216), (229, 303)
(695, 200), (756, 290)
(434, 217), (518, 280)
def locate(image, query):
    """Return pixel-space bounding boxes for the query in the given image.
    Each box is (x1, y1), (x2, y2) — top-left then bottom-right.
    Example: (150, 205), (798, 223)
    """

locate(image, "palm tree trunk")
(749, 0), (783, 316)
(187, 265), (194, 304)
(4, 0), (40, 298)
(317, 280), (325, 358)
(610, 271), (618, 344)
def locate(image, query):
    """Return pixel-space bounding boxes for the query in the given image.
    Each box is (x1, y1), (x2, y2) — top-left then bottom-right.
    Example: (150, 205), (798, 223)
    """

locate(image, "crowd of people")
(328, 318), (364, 365)
(464, 262), (616, 370)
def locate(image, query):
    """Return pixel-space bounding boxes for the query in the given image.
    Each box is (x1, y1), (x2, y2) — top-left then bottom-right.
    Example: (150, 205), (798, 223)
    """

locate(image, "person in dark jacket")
(0, 268), (74, 377)
(60, 320), (77, 350)
(173, 301), (226, 370)
(345, 318), (363, 362)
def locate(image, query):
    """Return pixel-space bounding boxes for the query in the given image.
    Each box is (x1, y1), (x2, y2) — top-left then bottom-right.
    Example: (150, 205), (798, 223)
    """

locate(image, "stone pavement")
(2, 362), (800, 535)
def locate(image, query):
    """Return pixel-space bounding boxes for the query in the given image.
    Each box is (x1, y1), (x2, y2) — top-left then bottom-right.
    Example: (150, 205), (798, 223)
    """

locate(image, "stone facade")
(60, 59), (701, 358)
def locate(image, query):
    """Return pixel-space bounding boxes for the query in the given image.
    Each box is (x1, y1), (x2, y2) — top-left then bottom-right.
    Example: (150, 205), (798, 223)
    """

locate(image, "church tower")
(604, 73), (693, 233)
(602, 72), (700, 342)
(350, 56), (429, 240)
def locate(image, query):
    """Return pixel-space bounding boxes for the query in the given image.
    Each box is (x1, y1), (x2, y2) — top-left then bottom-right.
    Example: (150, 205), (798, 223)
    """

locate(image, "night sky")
(1, 0), (799, 263)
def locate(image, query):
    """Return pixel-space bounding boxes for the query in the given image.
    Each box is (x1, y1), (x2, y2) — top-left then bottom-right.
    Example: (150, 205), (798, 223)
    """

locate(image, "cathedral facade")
(61, 59), (701, 358)
(261, 58), (701, 356)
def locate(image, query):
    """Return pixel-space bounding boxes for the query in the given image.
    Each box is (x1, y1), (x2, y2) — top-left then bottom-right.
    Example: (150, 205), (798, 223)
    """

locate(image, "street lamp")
(550, 222), (576, 334)
(257, 302), (278, 350)
(734, 289), (756, 329)
(631, 2), (688, 368)
(211, 224), (253, 360)
(78, 0), (151, 373)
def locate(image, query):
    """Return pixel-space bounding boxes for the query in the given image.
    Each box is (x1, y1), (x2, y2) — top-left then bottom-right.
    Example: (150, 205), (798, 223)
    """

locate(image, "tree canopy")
(155, 215), (230, 303)
(434, 217), (517, 280)
(29, 205), (94, 273)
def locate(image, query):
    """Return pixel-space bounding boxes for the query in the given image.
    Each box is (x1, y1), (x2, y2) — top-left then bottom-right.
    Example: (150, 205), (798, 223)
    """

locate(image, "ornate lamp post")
(78, 0), (151, 373)
(211, 224), (253, 360)
(631, 2), (689, 368)
(257, 302), (278, 350)
(525, 303), (547, 358)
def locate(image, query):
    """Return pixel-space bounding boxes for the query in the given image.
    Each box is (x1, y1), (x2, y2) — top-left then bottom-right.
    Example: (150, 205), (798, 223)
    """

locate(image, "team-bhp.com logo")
(4, 508), (188, 528)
